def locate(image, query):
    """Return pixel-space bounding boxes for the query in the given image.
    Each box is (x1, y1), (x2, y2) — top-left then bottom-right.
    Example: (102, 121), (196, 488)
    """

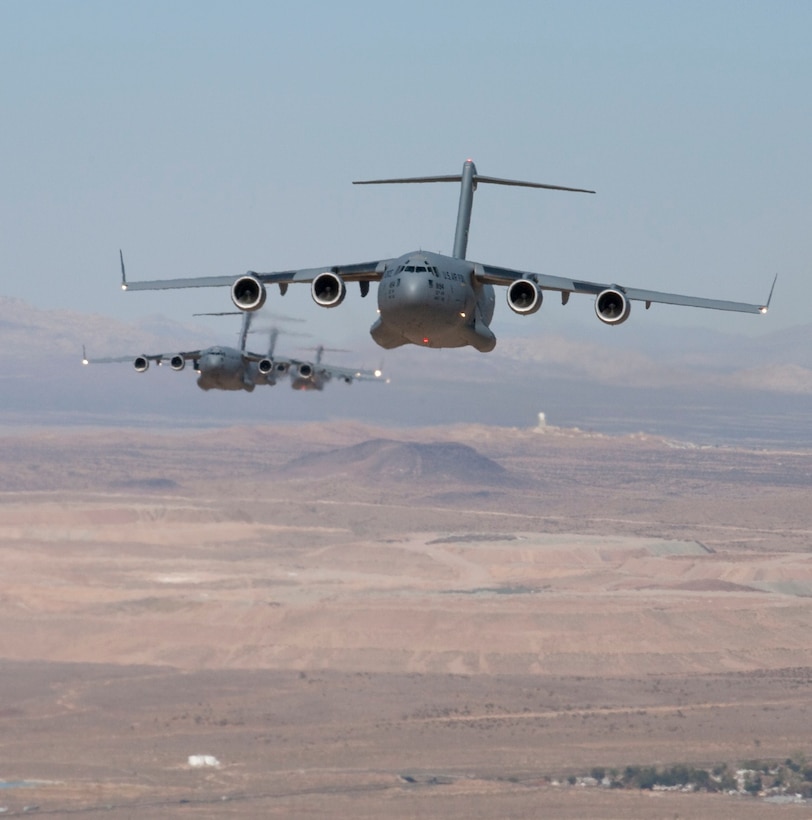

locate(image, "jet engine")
(296, 363), (314, 379)
(506, 278), (543, 315)
(257, 358), (274, 375)
(169, 355), (186, 371)
(134, 356), (149, 372)
(231, 275), (267, 312)
(595, 288), (631, 325)
(311, 271), (346, 308)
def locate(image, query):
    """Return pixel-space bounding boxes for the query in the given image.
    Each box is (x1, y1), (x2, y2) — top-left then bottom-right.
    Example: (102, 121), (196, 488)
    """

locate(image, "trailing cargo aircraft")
(82, 312), (384, 392)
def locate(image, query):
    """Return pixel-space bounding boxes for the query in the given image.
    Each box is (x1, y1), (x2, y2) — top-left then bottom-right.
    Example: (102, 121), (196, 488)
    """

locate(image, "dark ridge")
(430, 490), (512, 504)
(280, 439), (517, 486)
(111, 477), (179, 490)
(640, 579), (761, 593)
(427, 534), (519, 545)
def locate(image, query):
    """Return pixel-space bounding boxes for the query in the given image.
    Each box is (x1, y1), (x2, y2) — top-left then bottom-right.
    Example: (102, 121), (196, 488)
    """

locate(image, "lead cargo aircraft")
(82, 311), (385, 392)
(120, 159), (775, 352)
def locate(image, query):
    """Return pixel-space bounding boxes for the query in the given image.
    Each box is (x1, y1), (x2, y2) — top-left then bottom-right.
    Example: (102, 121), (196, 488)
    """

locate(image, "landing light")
(459, 311), (466, 318)
(374, 369), (383, 378)
(121, 284), (128, 291)
(760, 306), (768, 314)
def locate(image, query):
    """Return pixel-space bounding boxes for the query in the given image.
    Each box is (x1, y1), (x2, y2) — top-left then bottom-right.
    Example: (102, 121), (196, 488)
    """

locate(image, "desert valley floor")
(1, 420), (812, 817)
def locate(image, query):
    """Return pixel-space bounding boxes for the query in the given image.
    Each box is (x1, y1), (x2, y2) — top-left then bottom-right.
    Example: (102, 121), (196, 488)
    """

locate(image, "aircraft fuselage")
(371, 250), (496, 351)
(195, 346), (266, 391)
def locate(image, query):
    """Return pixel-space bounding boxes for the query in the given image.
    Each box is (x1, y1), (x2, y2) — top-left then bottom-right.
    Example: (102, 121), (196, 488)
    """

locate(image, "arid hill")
(279, 438), (521, 486)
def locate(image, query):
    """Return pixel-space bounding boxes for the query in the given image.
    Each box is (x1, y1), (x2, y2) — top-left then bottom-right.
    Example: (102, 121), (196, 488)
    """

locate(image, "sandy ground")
(1, 422), (811, 817)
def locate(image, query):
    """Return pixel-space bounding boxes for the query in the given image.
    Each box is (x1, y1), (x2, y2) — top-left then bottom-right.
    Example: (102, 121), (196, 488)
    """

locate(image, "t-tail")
(191, 309), (253, 351)
(353, 159), (595, 260)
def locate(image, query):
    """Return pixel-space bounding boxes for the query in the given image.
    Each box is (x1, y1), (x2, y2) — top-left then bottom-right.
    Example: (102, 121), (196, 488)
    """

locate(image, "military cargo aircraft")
(82, 312), (384, 392)
(287, 345), (373, 391)
(120, 159), (774, 353)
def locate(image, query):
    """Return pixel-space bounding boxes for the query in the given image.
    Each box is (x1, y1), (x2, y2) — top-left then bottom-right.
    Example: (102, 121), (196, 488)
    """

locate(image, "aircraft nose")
(400, 275), (425, 302)
(385, 276), (432, 322)
(199, 352), (223, 368)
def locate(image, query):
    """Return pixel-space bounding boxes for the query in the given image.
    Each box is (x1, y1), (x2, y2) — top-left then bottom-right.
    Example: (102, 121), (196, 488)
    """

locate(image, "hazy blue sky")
(2, 0), (810, 350)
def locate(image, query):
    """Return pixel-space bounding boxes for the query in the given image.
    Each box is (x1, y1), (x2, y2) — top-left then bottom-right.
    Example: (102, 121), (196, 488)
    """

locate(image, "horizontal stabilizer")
(354, 175), (463, 185)
(354, 174), (594, 194)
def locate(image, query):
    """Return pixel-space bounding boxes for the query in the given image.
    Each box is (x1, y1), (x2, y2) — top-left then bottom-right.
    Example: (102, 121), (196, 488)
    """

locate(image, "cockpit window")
(403, 263), (437, 274)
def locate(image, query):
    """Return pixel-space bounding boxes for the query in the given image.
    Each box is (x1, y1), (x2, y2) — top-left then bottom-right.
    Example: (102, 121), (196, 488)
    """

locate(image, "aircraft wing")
(81, 348), (203, 365)
(121, 256), (392, 292)
(249, 260), (392, 286)
(82, 352), (138, 365)
(315, 363), (385, 383)
(285, 356), (384, 383)
(241, 350), (278, 363)
(474, 263), (774, 315)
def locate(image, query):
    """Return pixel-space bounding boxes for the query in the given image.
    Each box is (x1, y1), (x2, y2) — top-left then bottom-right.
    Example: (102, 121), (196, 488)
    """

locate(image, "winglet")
(120, 250), (127, 290)
(761, 274), (778, 314)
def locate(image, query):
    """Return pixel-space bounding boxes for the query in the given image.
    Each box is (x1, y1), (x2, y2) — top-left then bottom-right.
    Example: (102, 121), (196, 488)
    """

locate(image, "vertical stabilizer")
(353, 160), (594, 261)
(238, 312), (252, 352)
(453, 160), (477, 259)
(267, 328), (279, 358)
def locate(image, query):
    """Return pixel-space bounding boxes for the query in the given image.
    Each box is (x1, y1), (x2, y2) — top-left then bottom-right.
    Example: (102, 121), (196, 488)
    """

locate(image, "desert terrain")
(1, 420), (812, 817)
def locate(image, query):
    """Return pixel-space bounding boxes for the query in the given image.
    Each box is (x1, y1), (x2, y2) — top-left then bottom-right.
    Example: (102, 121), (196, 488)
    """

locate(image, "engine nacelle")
(297, 362), (314, 379)
(506, 278), (543, 315)
(231, 275), (267, 312)
(134, 356), (149, 372)
(169, 355), (186, 371)
(311, 271), (346, 308)
(258, 360), (277, 384)
(595, 288), (631, 325)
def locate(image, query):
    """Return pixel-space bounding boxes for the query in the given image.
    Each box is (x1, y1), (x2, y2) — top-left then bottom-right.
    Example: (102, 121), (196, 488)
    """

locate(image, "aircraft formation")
(83, 310), (384, 393)
(91, 159), (773, 399)
(119, 159), (774, 358)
